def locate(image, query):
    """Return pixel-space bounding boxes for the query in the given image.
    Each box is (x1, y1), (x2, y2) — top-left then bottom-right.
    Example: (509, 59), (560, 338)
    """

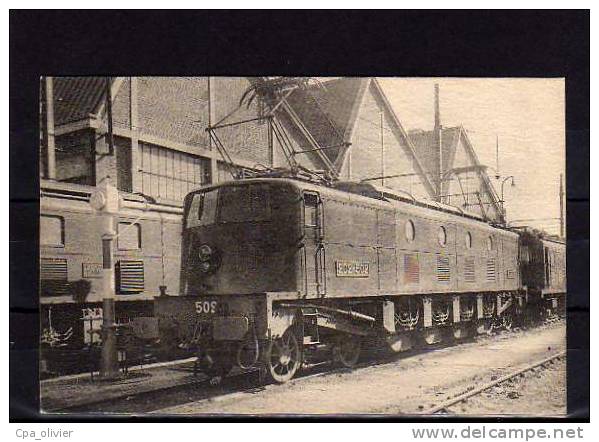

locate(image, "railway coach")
(40, 180), (182, 361)
(155, 177), (526, 383)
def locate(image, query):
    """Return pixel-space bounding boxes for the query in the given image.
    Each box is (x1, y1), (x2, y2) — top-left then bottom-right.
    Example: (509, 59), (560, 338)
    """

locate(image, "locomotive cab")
(181, 180), (304, 295)
(156, 179), (326, 381)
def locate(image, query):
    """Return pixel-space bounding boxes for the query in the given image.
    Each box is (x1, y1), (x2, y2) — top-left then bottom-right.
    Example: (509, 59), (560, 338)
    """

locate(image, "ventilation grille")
(404, 254), (419, 284)
(40, 258), (69, 296)
(41, 257), (68, 280)
(464, 257), (476, 283)
(116, 260), (144, 293)
(436, 256), (450, 282)
(486, 258), (496, 282)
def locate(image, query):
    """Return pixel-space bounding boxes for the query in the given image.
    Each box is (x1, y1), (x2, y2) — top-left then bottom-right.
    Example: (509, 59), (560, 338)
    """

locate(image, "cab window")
(186, 189), (218, 228)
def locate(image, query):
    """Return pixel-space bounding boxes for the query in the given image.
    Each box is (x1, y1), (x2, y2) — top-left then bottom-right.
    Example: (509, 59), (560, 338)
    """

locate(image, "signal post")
(90, 179), (121, 379)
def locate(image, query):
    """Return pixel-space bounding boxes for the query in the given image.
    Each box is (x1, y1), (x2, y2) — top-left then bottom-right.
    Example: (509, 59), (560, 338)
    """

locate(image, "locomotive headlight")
(198, 244), (213, 261)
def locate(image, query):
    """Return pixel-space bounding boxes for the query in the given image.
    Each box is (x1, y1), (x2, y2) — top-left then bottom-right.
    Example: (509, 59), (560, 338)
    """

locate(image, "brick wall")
(55, 130), (95, 185)
(137, 77), (210, 148)
(112, 77), (131, 130)
(212, 77), (271, 165)
(94, 135), (131, 189)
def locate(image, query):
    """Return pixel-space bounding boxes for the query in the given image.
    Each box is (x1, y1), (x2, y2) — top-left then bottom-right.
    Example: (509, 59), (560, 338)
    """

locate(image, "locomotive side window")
(405, 219), (415, 242)
(304, 193), (319, 227)
(438, 226), (447, 247)
(487, 236), (494, 251)
(118, 222), (141, 250)
(465, 231), (472, 249)
(40, 215), (64, 247)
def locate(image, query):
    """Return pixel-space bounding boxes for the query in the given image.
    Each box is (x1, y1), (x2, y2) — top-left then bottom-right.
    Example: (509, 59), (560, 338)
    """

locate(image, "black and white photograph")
(38, 76), (566, 416)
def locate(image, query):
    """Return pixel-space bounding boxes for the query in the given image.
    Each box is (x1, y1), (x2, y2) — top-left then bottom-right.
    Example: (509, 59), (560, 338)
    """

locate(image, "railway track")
(48, 320), (564, 414)
(423, 350), (566, 415)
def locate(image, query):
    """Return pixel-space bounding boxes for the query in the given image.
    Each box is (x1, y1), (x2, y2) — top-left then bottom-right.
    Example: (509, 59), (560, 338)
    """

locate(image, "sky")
(378, 78), (565, 236)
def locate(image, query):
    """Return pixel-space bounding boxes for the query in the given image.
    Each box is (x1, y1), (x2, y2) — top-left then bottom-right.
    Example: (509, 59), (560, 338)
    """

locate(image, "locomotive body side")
(321, 189), (520, 298)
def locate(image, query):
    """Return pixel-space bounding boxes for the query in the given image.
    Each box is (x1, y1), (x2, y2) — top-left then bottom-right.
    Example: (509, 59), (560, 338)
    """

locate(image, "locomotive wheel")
(333, 336), (362, 368)
(266, 329), (301, 383)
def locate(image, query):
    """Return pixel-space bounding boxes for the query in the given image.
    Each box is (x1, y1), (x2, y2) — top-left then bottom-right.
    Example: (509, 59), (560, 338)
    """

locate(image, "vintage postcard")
(39, 76), (565, 416)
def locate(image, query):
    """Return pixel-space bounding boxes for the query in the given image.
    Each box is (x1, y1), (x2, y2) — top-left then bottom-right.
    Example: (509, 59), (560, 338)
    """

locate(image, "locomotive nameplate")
(335, 261), (370, 278)
(82, 262), (103, 278)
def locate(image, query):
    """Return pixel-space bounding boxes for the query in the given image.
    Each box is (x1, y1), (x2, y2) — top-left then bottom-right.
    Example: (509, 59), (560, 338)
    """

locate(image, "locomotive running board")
(277, 302), (377, 337)
(315, 315), (375, 337)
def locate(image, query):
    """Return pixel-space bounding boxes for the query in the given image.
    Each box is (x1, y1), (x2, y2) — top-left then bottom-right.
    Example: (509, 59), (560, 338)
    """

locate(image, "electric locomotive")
(155, 176), (549, 383)
(517, 228), (566, 317)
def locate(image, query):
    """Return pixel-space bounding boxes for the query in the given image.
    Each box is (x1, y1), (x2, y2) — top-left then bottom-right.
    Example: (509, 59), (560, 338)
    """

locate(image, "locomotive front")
(155, 179), (304, 376)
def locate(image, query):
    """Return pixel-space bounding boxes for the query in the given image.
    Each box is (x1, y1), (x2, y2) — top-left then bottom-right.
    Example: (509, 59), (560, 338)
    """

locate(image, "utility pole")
(434, 84), (443, 201)
(495, 135), (500, 179)
(559, 173), (565, 239)
(105, 77), (114, 155)
(90, 178), (121, 379)
(43, 76), (56, 180)
(380, 111), (385, 186)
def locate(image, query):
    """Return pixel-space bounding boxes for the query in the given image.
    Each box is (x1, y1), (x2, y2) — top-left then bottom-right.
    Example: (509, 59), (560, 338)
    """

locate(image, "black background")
(9, 10), (589, 422)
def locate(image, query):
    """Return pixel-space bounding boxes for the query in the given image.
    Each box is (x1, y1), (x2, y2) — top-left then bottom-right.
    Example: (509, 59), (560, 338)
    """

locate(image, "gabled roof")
(53, 77), (106, 126)
(408, 126), (461, 182)
(285, 78), (368, 164)
(408, 125), (502, 218)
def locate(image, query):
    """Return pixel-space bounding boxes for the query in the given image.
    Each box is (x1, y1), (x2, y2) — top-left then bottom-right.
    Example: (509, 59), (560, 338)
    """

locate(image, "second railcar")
(518, 229), (566, 315)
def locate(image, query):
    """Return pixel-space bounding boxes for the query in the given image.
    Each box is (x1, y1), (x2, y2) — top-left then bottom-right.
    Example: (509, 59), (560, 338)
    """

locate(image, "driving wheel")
(266, 328), (301, 383)
(334, 335), (361, 368)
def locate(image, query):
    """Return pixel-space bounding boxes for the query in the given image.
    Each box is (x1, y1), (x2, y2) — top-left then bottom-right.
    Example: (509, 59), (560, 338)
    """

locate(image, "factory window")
(465, 232), (472, 249)
(487, 236), (494, 251)
(438, 226), (447, 247)
(40, 215), (64, 247)
(139, 142), (211, 202)
(118, 222), (141, 250)
(405, 220), (415, 242)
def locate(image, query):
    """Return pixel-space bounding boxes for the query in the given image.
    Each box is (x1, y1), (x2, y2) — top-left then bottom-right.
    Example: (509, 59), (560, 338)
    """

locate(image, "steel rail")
(423, 350), (566, 415)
